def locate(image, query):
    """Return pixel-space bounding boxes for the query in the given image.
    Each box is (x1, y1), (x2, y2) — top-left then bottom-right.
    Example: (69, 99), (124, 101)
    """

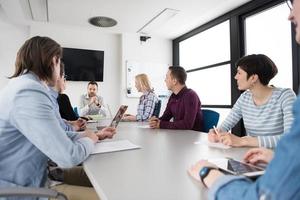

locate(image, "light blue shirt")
(0, 72), (94, 189)
(209, 94), (300, 200)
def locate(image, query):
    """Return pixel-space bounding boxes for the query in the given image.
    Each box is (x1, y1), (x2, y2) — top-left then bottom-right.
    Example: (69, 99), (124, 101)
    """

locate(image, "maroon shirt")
(159, 87), (203, 131)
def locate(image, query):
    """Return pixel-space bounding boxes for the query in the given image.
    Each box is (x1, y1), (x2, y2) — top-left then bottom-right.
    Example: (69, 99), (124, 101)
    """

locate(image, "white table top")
(84, 121), (249, 200)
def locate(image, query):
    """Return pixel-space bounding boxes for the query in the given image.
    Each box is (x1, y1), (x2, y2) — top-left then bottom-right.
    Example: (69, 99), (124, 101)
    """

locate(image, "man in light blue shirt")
(188, 1), (300, 199)
(0, 36), (115, 199)
(0, 72), (95, 188)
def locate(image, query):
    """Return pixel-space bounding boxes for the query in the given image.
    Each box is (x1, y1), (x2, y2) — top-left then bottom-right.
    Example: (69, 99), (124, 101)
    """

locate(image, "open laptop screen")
(109, 105), (128, 128)
(97, 105), (128, 130)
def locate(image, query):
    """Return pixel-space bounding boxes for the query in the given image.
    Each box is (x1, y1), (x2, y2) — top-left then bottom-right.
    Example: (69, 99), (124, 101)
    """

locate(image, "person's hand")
(82, 129), (98, 143)
(188, 160), (224, 188)
(71, 118), (87, 131)
(89, 96), (101, 106)
(96, 127), (116, 140)
(149, 116), (160, 129)
(218, 132), (245, 147)
(90, 96), (97, 104)
(243, 148), (274, 165)
(207, 128), (220, 143)
(122, 114), (136, 121)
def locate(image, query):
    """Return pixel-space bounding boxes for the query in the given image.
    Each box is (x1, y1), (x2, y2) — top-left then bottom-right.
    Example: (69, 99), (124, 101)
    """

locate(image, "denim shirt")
(0, 73), (94, 190)
(209, 95), (300, 200)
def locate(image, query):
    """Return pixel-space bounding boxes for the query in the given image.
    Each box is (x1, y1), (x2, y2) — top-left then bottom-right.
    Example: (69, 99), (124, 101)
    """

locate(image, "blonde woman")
(124, 74), (158, 121)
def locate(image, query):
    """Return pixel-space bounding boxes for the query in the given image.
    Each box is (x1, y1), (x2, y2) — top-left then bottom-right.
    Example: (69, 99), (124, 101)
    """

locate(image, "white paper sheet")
(194, 140), (231, 149)
(138, 125), (151, 129)
(87, 120), (98, 123)
(92, 140), (141, 154)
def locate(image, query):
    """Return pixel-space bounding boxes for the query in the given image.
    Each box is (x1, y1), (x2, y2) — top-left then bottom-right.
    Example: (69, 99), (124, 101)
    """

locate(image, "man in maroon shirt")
(149, 66), (203, 131)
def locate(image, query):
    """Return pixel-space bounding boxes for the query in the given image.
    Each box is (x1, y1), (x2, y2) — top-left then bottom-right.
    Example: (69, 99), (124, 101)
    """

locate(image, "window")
(245, 3), (292, 88)
(186, 64), (231, 105)
(174, 0), (298, 134)
(179, 20), (231, 106)
(179, 21), (230, 70)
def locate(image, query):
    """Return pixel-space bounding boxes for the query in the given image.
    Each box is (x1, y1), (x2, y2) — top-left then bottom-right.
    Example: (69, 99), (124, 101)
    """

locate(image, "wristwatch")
(199, 167), (218, 188)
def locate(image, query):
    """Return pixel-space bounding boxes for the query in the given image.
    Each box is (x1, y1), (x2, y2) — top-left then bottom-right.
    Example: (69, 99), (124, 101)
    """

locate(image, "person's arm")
(188, 160), (258, 200)
(62, 119), (75, 131)
(257, 89), (296, 148)
(218, 133), (259, 147)
(97, 96), (107, 117)
(159, 92), (199, 129)
(58, 94), (78, 121)
(207, 97), (300, 200)
(11, 87), (95, 168)
(79, 95), (90, 116)
(208, 94), (244, 142)
(136, 94), (157, 121)
(218, 95), (243, 132)
(159, 97), (173, 121)
(243, 148), (274, 164)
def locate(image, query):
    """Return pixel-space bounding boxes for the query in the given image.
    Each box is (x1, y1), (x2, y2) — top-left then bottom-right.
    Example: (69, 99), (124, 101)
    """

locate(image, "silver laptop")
(96, 105), (128, 130)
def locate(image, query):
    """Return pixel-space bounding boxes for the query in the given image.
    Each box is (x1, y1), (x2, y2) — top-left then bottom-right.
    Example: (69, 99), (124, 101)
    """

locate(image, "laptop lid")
(109, 105), (128, 128)
(97, 105), (128, 130)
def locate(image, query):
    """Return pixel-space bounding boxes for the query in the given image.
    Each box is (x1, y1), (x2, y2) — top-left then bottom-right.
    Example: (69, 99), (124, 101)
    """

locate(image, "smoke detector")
(89, 16), (117, 27)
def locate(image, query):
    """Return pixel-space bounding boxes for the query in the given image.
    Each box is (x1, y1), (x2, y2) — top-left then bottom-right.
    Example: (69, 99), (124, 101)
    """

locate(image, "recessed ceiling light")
(89, 16), (117, 27)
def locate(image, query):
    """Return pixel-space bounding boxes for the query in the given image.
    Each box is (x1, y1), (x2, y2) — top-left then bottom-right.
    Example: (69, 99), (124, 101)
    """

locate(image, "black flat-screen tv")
(62, 47), (104, 81)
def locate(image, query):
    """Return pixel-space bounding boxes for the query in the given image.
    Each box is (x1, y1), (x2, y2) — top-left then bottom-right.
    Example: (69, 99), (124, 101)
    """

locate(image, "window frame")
(173, 0), (298, 135)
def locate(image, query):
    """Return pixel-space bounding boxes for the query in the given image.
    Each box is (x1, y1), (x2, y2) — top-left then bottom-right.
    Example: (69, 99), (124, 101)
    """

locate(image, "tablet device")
(96, 105), (128, 130)
(209, 158), (265, 177)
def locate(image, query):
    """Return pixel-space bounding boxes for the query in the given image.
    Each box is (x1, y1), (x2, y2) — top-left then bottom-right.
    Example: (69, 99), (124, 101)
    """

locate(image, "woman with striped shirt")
(123, 73), (159, 121)
(208, 54), (296, 148)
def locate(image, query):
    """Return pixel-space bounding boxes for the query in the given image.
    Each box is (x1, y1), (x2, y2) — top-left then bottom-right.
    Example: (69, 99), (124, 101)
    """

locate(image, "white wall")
(30, 23), (122, 114)
(120, 33), (172, 114)
(0, 15), (29, 89)
(0, 16), (172, 116)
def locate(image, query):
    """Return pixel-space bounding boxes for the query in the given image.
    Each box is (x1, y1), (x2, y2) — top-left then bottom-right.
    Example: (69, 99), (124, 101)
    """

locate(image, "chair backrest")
(201, 109), (220, 133)
(152, 100), (162, 117)
(0, 187), (68, 200)
(73, 107), (79, 118)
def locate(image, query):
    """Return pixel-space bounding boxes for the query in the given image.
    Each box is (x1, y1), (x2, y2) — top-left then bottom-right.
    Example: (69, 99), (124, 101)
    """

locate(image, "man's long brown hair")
(10, 36), (62, 82)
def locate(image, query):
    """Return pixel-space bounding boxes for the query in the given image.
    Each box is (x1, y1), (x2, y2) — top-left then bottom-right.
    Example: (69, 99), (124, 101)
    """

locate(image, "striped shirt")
(219, 87), (296, 148)
(136, 91), (158, 121)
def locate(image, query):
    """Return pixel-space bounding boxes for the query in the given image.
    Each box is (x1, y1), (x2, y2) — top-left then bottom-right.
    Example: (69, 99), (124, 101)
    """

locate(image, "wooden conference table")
(84, 121), (250, 200)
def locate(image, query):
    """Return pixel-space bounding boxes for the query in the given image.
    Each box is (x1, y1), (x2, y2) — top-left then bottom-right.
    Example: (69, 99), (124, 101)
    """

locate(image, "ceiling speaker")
(89, 16), (117, 27)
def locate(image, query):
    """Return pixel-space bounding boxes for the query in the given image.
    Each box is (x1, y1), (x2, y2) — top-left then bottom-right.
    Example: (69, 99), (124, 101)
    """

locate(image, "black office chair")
(0, 187), (68, 200)
(152, 100), (161, 117)
(201, 109), (220, 133)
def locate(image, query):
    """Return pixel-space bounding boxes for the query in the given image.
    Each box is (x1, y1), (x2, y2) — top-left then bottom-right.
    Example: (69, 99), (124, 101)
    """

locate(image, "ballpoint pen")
(213, 125), (220, 136)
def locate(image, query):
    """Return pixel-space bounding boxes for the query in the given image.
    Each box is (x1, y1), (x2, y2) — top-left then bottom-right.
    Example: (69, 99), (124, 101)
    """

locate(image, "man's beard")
(89, 93), (96, 97)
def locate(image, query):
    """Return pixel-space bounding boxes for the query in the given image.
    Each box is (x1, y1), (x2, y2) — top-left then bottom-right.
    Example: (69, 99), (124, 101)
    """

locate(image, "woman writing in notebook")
(123, 73), (159, 121)
(208, 54), (296, 148)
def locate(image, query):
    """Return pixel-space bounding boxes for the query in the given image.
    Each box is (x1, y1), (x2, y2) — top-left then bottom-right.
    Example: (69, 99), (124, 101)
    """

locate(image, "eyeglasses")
(286, 0), (293, 11)
(63, 74), (68, 81)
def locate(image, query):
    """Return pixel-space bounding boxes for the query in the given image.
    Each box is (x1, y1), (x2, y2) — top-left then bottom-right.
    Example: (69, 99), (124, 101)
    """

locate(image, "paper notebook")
(92, 140), (140, 154)
(194, 140), (231, 149)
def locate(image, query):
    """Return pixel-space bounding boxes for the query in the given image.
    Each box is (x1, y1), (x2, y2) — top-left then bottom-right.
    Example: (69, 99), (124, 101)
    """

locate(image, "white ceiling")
(0, 0), (252, 39)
